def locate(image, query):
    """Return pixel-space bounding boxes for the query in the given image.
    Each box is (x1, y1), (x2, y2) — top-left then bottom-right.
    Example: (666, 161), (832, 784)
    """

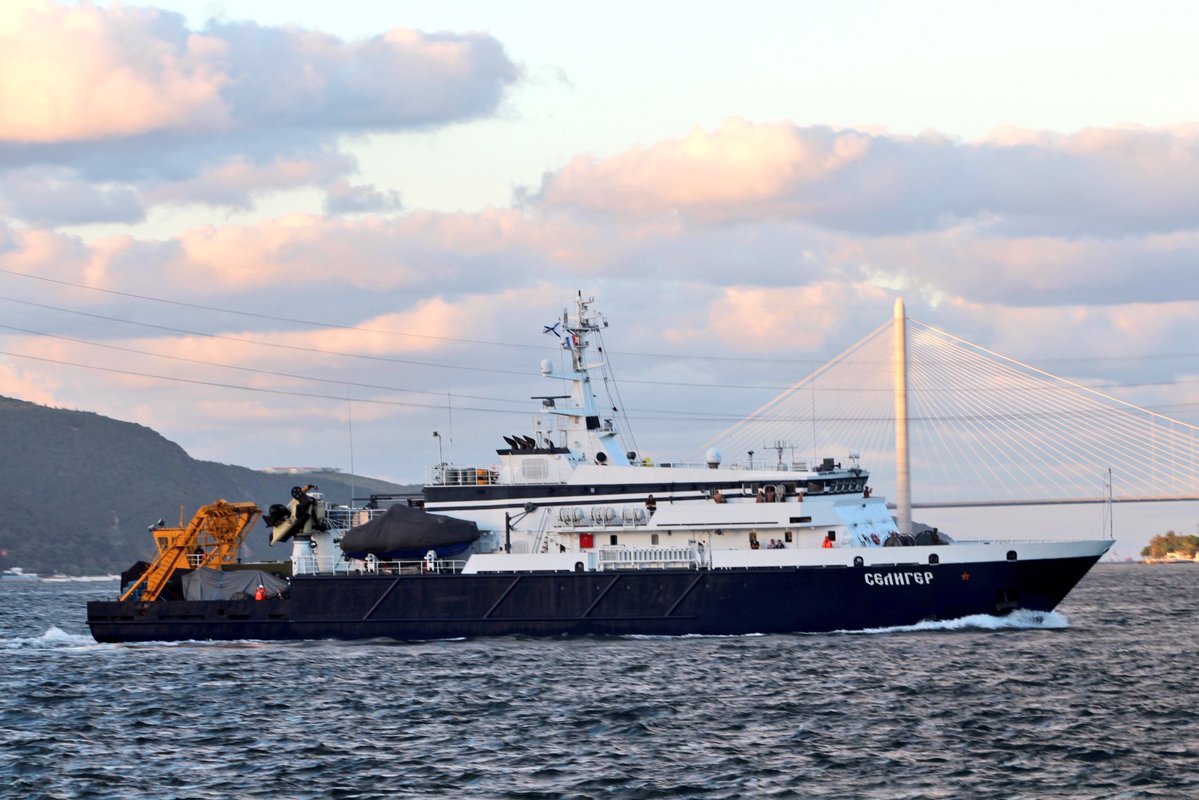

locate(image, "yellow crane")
(120, 500), (262, 602)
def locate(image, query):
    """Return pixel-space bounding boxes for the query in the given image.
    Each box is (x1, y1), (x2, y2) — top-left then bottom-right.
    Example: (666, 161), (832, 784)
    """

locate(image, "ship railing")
(553, 506), (650, 528)
(361, 556), (467, 576)
(292, 553), (467, 576)
(324, 506), (388, 530)
(428, 463), (569, 487)
(595, 543), (710, 571)
(291, 554), (359, 576)
(428, 464), (502, 486)
(652, 459), (812, 472)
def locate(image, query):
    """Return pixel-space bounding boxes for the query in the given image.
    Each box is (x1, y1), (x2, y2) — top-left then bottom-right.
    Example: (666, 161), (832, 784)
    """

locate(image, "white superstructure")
(323, 293), (1110, 576)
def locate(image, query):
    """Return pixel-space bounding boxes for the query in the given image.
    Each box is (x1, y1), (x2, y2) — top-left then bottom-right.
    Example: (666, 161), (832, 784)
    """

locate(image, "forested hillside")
(0, 396), (414, 575)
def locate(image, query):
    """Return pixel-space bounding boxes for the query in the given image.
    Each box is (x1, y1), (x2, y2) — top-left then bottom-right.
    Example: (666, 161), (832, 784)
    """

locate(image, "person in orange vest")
(822, 533), (835, 549)
(254, 584), (267, 601)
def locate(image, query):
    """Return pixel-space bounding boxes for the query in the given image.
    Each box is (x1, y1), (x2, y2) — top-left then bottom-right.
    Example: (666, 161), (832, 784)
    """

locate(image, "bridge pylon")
(894, 298), (912, 536)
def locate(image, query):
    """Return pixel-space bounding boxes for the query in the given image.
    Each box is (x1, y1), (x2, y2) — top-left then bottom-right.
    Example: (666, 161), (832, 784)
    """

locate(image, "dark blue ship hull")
(86, 553), (1102, 643)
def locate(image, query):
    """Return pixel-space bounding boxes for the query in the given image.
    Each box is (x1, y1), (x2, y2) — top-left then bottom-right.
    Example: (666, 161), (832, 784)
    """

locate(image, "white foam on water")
(41, 575), (120, 583)
(2, 625), (101, 650)
(622, 632), (767, 640)
(846, 609), (1070, 635)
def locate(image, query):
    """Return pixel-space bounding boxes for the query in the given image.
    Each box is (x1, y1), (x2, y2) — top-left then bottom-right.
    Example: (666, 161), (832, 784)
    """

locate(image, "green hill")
(0, 395), (416, 575)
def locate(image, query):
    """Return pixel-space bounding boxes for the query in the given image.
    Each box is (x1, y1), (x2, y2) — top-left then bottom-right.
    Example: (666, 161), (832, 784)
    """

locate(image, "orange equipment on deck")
(120, 500), (262, 602)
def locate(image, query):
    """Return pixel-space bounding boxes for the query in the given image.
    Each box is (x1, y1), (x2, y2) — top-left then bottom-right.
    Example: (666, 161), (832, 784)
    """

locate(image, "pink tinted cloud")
(662, 283), (891, 354)
(923, 298), (1199, 395)
(170, 209), (619, 291)
(537, 118), (873, 220)
(0, 1), (517, 145)
(0, 1), (229, 142)
(534, 120), (1199, 237)
(0, 362), (60, 405)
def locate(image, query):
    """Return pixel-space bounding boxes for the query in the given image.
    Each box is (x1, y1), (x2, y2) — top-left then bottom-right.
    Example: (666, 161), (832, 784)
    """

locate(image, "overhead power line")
(4, 346), (1198, 426)
(0, 322), (529, 406)
(7, 267), (1199, 366)
(0, 268), (825, 365)
(2, 297), (1197, 395)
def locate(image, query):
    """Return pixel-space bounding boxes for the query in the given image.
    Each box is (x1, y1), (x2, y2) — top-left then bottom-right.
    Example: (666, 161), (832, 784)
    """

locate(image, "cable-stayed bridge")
(704, 300), (1199, 529)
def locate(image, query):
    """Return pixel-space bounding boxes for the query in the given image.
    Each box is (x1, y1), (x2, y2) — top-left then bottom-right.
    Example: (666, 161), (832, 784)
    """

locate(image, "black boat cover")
(340, 504), (481, 559)
(183, 568), (289, 601)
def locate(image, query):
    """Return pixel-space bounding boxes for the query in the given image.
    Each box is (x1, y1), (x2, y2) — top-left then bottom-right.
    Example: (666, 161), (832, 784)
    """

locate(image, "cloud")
(0, 2), (518, 145)
(0, 1), (519, 223)
(0, 360), (61, 406)
(143, 152), (356, 210)
(662, 282), (893, 353)
(0, 0), (229, 143)
(213, 23), (517, 132)
(532, 119), (1199, 238)
(0, 166), (145, 225)
(324, 179), (403, 215)
(840, 225), (1199, 306)
(162, 209), (622, 295)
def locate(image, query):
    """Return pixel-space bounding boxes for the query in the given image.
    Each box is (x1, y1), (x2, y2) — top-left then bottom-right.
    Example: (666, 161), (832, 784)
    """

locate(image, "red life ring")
(870, 533), (881, 545)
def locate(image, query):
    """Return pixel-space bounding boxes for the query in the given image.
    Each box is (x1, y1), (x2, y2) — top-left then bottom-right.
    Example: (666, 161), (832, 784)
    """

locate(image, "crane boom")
(120, 500), (261, 602)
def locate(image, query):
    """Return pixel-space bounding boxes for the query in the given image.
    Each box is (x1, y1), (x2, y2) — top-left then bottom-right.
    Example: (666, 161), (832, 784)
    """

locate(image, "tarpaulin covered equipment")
(340, 504), (480, 559)
(183, 568), (289, 601)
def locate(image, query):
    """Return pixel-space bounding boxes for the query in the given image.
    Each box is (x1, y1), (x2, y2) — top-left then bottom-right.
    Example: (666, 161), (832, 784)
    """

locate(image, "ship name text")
(864, 571), (935, 587)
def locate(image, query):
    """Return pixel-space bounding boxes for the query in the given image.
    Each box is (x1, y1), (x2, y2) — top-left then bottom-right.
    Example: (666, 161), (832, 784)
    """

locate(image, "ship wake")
(847, 609), (1069, 634)
(2, 626), (102, 650)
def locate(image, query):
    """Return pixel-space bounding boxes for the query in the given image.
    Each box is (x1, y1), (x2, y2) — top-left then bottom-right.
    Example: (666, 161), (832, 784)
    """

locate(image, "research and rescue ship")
(87, 295), (1111, 642)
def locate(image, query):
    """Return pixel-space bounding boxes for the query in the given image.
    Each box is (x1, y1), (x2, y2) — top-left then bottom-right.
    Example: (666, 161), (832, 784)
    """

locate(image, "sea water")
(2, 564), (1196, 799)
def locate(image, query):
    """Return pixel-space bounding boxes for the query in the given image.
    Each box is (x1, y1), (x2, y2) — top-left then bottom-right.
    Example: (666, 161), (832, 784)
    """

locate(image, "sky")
(2, 0), (1199, 556)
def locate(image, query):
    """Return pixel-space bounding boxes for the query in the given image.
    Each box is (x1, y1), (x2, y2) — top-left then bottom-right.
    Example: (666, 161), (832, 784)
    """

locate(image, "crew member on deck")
(646, 495), (657, 514)
(822, 533), (835, 549)
(711, 490), (726, 504)
(254, 584), (267, 601)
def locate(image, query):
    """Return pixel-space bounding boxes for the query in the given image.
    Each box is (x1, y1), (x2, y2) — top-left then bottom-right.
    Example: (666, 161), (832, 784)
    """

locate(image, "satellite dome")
(539, 359), (554, 375)
(705, 447), (723, 468)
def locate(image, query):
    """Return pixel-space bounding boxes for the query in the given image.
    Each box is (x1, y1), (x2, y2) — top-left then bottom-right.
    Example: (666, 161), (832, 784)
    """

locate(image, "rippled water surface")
(3, 564), (1197, 799)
